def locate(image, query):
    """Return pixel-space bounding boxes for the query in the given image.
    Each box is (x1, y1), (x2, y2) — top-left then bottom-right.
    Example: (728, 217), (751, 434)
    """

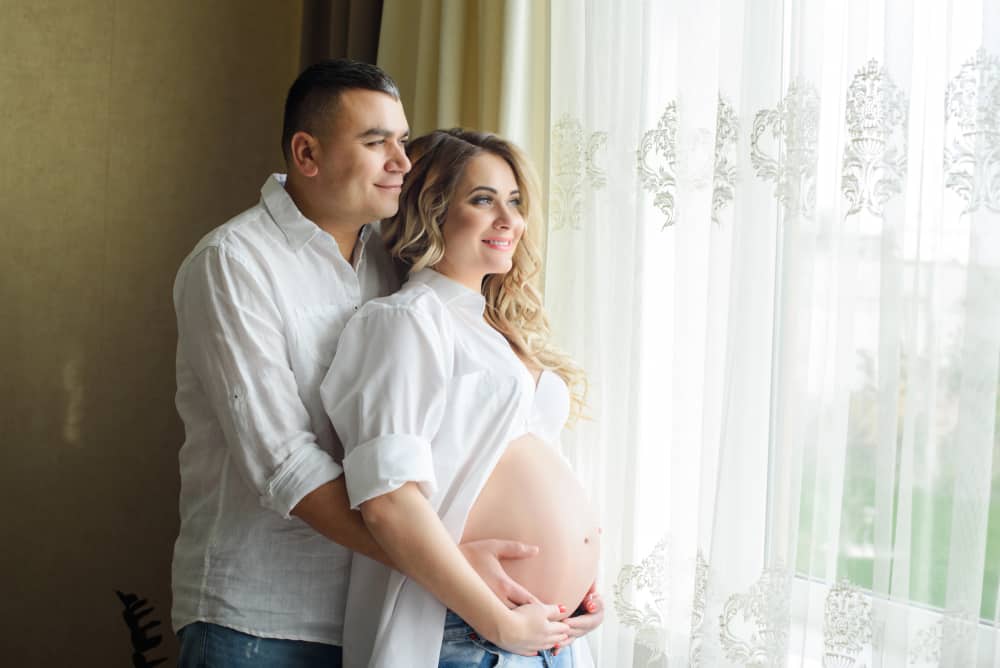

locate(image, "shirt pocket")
(289, 304), (352, 371)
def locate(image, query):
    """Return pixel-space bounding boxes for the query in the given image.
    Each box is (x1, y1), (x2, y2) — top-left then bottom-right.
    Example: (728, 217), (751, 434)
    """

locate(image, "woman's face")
(434, 152), (525, 291)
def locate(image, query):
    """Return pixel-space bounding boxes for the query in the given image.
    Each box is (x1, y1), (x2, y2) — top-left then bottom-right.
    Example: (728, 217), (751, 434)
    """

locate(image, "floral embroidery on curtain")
(841, 60), (909, 217)
(637, 102), (679, 228)
(944, 48), (1000, 213)
(822, 580), (872, 668)
(688, 551), (710, 667)
(612, 535), (670, 661)
(550, 114), (608, 231)
(750, 79), (821, 221)
(637, 97), (739, 228)
(710, 97), (740, 225)
(717, 567), (792, 667)
(908, 611), (978, 666)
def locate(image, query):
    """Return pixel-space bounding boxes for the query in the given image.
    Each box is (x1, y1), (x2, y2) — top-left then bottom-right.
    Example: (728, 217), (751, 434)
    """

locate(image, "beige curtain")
(377, 0), (551, 272)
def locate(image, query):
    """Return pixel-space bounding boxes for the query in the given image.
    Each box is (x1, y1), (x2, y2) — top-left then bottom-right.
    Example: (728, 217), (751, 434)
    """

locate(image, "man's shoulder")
(185, 201), (277, 263)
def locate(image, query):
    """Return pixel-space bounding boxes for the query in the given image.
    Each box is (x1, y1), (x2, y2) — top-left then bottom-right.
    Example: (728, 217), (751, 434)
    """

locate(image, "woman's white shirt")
(321, 267), (535, 667)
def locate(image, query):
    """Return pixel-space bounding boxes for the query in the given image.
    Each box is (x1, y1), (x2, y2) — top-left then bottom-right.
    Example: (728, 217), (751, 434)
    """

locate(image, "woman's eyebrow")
(466, 186), (521, 196)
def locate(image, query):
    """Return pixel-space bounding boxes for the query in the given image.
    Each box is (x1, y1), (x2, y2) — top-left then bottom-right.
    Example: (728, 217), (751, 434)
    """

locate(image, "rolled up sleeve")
(321, 303), (449, 509)
(176, 246), (341, 518)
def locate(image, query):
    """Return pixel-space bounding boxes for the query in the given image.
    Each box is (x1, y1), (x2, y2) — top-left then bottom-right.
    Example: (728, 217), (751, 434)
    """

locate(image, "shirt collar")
(261, 174), (375, 258)
(261, 174), (320, 251)
(408, 268), (486, 315)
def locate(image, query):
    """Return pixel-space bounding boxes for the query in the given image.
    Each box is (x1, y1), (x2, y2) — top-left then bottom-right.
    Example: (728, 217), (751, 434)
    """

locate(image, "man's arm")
(290, 478), (391, 565)
(176, 246), (344, 519)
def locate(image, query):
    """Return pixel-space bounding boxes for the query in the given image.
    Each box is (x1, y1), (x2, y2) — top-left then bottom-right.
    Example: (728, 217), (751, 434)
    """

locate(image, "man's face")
(312, 89), (410, 227)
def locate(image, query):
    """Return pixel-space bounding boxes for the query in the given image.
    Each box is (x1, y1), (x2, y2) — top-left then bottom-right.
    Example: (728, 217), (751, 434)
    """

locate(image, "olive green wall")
(0, 2), (303, 664)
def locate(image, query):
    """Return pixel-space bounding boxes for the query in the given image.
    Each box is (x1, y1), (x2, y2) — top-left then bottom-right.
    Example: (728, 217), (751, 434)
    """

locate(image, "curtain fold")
(376, 0), (548, 167)
(300, 0), (384, 67)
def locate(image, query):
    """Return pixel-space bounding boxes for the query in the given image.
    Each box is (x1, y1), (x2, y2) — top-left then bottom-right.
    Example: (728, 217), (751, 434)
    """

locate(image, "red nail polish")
(468, 632), (478, 640)
(558, 604), (567, 613)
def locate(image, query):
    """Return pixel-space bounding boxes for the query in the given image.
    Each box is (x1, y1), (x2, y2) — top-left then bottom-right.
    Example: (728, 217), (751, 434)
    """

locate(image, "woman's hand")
(459, 539), (540, 607)
(553, 583), (604, 656)
(492, 602), (570, 656)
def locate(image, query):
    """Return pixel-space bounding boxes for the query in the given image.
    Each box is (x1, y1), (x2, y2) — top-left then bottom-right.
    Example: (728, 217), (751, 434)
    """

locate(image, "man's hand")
(459, 539), (540, 608)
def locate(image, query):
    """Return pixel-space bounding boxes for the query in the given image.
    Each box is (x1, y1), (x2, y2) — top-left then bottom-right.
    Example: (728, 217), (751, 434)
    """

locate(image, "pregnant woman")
(321, 129), (601, 667)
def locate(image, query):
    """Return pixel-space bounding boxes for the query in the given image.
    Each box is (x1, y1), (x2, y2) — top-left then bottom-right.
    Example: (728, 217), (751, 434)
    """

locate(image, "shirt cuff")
(342, 433), (437, 509)
(261, 445), (344, 518)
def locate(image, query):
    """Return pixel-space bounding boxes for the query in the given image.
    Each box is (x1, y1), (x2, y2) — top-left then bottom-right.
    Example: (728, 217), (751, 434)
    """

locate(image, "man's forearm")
(290, 478), (394, 568)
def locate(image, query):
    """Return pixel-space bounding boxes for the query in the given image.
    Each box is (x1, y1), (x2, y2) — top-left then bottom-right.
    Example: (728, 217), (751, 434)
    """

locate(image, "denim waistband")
(441, 610), (568, 665)
(443, 609), (476, 642)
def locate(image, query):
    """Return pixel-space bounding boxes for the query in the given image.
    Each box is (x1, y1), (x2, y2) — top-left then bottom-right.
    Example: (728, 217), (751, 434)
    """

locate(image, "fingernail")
(468, 631), (478, 640)
(558, 604), (567, 613)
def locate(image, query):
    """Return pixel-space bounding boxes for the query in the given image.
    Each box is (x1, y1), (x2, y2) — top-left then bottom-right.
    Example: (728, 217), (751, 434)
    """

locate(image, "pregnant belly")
(461, 433), (600, 613)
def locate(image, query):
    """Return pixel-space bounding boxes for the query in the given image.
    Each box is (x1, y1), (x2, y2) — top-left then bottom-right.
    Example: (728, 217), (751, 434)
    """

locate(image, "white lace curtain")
(542, 0), (1000, 665)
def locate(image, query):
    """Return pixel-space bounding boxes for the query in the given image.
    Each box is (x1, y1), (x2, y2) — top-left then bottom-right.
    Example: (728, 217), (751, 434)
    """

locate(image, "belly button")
(584, 536), (590, 544)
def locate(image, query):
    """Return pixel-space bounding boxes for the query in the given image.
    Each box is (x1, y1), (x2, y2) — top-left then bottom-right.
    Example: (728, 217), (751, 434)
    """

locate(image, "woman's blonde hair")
(382, 128), (586, 421)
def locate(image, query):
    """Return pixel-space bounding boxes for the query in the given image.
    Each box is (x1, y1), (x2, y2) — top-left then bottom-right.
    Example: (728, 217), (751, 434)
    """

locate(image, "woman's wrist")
(465, 598), (514, 646)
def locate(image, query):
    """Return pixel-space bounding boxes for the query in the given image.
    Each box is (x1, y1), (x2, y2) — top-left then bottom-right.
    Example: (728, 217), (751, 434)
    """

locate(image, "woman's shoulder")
(360, 280), (444, 316)
(349, 280), (452, 338)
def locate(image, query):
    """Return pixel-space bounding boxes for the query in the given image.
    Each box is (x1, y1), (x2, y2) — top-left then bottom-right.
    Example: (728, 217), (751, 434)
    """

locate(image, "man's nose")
(388, 142), (410, 173)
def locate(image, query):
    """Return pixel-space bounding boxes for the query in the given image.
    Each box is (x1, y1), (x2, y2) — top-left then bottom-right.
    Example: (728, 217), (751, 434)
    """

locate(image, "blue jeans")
(177, 622), (343, 667)
(439, 610), (573, 667)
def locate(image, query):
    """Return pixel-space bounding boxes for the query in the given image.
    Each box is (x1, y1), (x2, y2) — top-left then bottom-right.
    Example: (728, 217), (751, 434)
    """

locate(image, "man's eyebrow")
(355, 128), (409, 140)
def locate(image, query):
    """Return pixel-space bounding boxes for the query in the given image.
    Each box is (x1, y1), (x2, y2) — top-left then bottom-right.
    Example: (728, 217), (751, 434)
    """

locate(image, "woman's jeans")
(177, 622), (343, 668)
(439, 610), (573, 667)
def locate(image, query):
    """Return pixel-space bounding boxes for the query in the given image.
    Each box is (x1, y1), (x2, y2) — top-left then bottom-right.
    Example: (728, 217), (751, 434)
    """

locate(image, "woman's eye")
(472, 196), (493, 205)
(509, 198), (522, 208)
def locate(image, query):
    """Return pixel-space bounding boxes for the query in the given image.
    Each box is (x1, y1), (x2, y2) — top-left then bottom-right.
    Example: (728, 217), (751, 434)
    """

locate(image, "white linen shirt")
(171, 174), (398, 644)
(321, 268), (594, 668)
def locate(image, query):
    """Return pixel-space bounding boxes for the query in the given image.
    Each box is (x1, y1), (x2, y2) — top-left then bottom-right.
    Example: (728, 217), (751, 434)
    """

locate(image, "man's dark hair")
(281, 59), (401, 161)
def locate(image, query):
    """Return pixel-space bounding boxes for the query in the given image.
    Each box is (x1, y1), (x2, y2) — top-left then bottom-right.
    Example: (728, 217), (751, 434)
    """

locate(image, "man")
(171, 59), (601, 667)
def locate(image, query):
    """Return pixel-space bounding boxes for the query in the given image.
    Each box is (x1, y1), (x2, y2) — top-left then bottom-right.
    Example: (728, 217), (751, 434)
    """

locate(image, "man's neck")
(285, 178), (364, 263)
(326, 226), (362, 265)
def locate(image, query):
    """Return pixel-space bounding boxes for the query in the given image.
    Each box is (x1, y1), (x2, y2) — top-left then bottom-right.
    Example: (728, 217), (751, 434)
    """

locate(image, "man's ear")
(289, 131), (320, 178)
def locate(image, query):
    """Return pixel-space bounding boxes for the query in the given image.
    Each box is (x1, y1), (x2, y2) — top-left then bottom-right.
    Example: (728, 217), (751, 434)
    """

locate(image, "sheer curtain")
(543, 0), (1000, 665)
